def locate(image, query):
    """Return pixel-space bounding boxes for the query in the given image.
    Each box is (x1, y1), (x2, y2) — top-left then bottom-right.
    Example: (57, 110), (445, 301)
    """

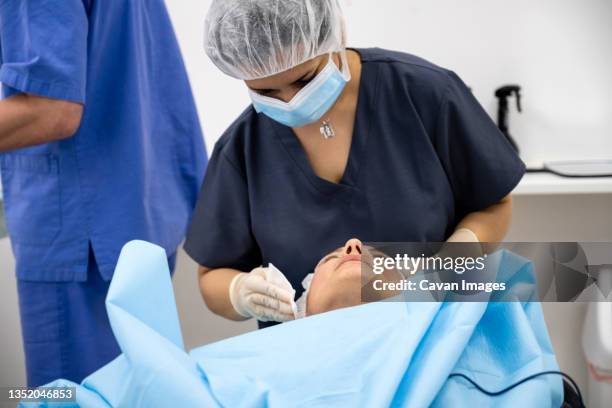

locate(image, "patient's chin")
(307, 284), (362, 316)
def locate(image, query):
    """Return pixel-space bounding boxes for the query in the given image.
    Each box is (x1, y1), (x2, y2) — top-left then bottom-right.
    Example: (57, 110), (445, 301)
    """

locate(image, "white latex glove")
(446, 228), (479, 243)
(229, 267), (296, 322)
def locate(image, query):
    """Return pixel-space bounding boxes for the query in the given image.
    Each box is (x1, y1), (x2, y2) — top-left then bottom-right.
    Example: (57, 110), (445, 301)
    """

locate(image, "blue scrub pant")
(17, 246), (176, 387)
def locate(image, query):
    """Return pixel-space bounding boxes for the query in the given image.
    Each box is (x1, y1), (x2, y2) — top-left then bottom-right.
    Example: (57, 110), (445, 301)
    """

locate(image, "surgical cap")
(204, 0), (346, 80)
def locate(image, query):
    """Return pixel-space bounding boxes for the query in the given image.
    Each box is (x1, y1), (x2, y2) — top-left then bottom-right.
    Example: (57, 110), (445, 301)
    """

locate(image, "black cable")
(448, 370), (585, 408)
(525, 166), (612, 178)
(525, 167), (548, 173)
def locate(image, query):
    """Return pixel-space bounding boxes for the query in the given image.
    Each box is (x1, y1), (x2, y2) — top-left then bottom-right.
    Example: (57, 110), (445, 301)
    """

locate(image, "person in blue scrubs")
(0, 0), (207, 386)
(184, 0), (525, 328)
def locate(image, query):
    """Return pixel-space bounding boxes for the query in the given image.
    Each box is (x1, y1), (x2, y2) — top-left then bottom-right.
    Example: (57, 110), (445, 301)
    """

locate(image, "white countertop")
(0, 172), (609, 213)
(514, 173), (612, 195)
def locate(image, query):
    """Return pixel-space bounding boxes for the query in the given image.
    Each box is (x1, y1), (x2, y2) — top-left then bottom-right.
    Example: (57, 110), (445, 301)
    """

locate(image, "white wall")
(166, 0), (612, 166)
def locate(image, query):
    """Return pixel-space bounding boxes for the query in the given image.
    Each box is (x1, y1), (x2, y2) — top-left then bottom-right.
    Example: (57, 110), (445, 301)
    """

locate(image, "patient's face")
(306, 239), (398, 316)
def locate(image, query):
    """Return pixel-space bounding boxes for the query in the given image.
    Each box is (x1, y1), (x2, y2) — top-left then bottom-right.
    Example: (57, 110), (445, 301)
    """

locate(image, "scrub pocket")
(0, 154), (61, 245)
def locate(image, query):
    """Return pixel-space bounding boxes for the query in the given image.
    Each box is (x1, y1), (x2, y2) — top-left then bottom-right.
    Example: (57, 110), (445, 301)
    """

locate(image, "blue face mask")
(249, 51), (351, 128)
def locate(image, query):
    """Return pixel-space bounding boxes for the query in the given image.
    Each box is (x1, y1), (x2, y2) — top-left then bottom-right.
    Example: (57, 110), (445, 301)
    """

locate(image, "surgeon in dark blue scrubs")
(184, 0), (525, 328)
(0, 0), (207, 386)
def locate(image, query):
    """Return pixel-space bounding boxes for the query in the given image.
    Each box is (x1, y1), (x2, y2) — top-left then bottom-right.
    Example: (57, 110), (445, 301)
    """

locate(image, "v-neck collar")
(269, 50), (380, 199)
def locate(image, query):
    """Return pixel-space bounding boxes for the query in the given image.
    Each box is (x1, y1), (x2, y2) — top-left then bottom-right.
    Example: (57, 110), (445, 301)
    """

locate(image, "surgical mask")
(249, 51), (351, 128)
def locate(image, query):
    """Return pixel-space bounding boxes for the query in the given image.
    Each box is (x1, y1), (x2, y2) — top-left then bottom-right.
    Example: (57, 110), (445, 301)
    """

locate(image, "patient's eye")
(366, 248), (390, 259)
(317, 248), (344, 266)
(319, 253), (339, 265)
(315, 245), (346, 268)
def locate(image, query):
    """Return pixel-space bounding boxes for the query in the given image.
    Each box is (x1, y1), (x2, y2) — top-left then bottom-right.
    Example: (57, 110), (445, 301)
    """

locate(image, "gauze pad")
(295, 273), (314, 319)
(267, 263), (298, 319)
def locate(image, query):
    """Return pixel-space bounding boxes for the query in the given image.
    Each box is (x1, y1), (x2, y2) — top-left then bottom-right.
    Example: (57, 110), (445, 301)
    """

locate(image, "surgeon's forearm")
(198, 266), (249, 321)
(453, 195), (513, 242)
(0, 94), (83, 151)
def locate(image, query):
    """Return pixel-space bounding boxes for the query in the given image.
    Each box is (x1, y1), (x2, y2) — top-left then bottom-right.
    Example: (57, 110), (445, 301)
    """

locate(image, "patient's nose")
(344, 239), (362, 255)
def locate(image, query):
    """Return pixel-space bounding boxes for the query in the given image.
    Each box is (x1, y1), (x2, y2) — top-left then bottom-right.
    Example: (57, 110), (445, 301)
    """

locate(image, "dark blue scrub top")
(184, 48), (525, 326)
(0, 0), (207, 281)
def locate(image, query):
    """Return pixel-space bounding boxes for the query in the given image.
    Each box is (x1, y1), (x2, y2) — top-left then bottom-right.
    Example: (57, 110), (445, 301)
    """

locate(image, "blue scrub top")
(0, 0), (207, 281)
(184, 48), (525, 326)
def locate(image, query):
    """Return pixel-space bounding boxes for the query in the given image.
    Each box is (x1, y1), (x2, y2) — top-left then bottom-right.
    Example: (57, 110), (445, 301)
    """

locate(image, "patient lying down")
(24, 240), (562, 408)
(296, 238), (400, 317)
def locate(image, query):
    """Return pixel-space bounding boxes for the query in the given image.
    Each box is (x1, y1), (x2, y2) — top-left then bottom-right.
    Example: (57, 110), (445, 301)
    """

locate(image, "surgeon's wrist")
(229, 273), (251, 318)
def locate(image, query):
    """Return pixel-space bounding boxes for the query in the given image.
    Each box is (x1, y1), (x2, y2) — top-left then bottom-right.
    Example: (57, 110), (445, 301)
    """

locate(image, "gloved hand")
(446, 228), (479, 243)
(229, 267), (296, 322)
(445, 227), (484, 258)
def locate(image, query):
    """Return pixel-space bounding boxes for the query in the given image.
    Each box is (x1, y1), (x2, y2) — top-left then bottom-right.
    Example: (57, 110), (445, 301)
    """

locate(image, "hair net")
(204, 0), (346, 80)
